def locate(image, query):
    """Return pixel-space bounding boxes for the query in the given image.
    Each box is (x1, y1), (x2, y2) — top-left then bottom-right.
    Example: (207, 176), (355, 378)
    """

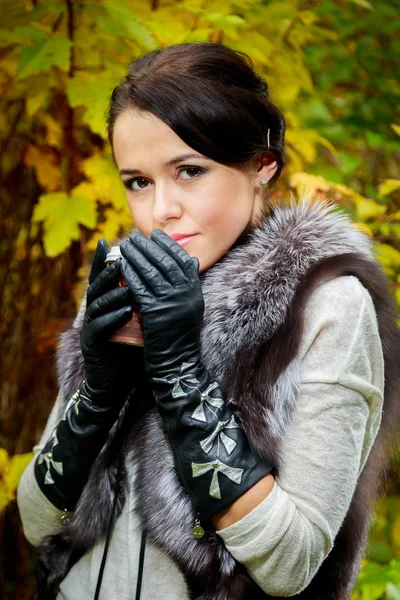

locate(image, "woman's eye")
(124, 177), (149, 192)
(178, 166), (204, 180)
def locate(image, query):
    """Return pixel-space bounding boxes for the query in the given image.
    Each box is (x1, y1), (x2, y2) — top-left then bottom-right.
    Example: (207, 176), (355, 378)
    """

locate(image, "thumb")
(89, 238), (109, 285)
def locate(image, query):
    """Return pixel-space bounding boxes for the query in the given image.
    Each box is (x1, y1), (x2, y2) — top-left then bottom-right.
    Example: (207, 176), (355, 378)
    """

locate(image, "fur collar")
(37, 195), (400, 600)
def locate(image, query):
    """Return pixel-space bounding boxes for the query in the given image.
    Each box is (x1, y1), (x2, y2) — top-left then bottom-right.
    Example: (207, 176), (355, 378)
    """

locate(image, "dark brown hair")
(107, 42), (286, 187)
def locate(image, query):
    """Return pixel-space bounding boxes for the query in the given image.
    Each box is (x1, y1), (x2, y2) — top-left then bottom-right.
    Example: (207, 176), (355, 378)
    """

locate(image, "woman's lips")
(176, 234), (197, 247)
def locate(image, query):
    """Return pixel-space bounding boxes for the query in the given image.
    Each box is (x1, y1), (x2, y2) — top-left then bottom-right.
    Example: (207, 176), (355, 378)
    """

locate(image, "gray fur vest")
(37, 197), (400, 600)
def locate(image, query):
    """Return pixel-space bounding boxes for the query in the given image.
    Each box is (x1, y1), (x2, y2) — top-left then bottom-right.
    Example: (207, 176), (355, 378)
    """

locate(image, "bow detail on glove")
(120, 229), (272, 527)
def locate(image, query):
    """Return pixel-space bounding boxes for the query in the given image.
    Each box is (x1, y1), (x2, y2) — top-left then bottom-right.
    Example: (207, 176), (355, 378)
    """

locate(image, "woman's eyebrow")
(119, 153), (209, 176)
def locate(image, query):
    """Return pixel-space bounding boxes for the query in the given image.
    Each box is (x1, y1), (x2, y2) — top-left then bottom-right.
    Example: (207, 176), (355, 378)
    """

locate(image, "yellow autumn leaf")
(71, 181), (98, 202)
(0, 448), (9, 476)
(334, 183), (359, 199)
(285, 146), (304, 174)
(24, 145), (61, 191)
(272, 78), (301, 105)
(391, 514), (400, 554)
(1, 448), (14, 511)
(285, 128), (322, 164)
(376, 243), (400, 270)
(351, 222), (374, 237)
(0, 449), (33, 511)
(231, 32), (274, 66)
(354, 198), (386, 221)
(284, 109), (302, 130)
(298, 10), (319, 26)
(33, 191), (97, 257)
(333, 185), (379, 213)
(391, 123), (400, 136)
(6, 453), (33, 493)
(67, 73), (119, 137)
(26, 89), (48, 118)
(86, 207), (134, 252)
(378, 179), (400, 197)
(37, 113), (63, 148)
(81, 152), (126, 210)
(289, 172), (331, 198)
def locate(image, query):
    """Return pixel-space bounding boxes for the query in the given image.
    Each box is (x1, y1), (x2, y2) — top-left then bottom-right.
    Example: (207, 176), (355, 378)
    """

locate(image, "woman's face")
(112, 110), (277, 273)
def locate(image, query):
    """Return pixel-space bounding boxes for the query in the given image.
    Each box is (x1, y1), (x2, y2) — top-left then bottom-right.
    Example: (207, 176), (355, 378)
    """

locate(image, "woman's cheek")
(128, 206), (151, 237)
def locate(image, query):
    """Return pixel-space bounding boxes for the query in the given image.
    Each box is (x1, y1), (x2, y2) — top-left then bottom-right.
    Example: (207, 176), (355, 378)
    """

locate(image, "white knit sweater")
(17, 275), (385, 598)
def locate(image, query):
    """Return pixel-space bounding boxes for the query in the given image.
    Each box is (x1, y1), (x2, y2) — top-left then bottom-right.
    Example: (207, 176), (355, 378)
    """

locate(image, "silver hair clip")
(267, 128), (270, 150)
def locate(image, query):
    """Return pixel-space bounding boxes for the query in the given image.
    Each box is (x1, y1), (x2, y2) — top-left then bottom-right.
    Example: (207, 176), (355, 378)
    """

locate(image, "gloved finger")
(150, 229), (200, 282)
(120, 239), (172, 296)
(127, 231), (183, 286)
(87, 258), (124, 306)
(85, 285), (131, 323)
(120, 257), (154, 308)
(84, 305), (134, 345)
(191, 256), (200, 274)
(89, 238), (109, 285)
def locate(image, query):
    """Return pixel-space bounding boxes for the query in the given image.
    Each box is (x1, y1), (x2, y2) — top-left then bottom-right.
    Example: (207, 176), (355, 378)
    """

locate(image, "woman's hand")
(34, 238), (152, 512)
(80, 238), (148, 410)
(119, 229), (203, 380)
(119, 230), (272, 523)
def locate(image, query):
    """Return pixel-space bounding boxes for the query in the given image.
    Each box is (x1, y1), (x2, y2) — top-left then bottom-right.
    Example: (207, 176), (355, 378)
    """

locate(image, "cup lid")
(105, 245), (122, 262)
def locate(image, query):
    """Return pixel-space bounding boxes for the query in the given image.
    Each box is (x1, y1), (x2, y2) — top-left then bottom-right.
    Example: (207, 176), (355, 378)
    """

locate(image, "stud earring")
(259, 178), (268, 185)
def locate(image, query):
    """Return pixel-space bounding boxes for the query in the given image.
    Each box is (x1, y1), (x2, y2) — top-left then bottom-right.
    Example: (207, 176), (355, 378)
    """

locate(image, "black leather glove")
(120, 230), (272, 526)
(35, 238), (146, 512)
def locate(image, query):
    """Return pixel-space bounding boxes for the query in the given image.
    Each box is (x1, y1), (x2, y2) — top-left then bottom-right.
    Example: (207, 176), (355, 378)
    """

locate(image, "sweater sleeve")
(17, 389), (69, 546)
(216, 275), (385, 597)
(17, 298), (87, 547)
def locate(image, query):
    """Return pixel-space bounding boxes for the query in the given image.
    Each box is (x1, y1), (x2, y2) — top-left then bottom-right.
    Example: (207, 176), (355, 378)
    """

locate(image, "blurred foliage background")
(0, 0), (399, 598)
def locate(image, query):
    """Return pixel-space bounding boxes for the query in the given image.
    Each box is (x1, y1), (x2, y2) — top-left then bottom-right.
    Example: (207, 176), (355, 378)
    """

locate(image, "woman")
(17, 42), (400, 600)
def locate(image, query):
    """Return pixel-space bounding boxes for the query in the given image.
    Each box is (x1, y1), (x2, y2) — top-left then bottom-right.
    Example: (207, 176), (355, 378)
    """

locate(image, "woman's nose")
(152, 188), (183, 223)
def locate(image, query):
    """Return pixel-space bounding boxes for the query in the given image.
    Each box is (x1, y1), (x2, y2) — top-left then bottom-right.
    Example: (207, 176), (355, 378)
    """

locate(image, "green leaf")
(337, 151), (362, 175)
(16, 32), (71, 79)
(387, 559), (400, 584)
(365, 131), (387, 149)
(205, 13), (245, 39)
(186, 28), (214, 42)
(33, 192), (97, 257)
(367, 542), (393, 564)
(67, 74), (118, 137)
(0, 24), (46, 47)
(102, 1), (158, 51)
(362, 583), (388, 600)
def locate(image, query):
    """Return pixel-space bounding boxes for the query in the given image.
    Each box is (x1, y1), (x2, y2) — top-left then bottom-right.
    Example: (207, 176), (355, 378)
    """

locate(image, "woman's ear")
(257, 151), (278, 183)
